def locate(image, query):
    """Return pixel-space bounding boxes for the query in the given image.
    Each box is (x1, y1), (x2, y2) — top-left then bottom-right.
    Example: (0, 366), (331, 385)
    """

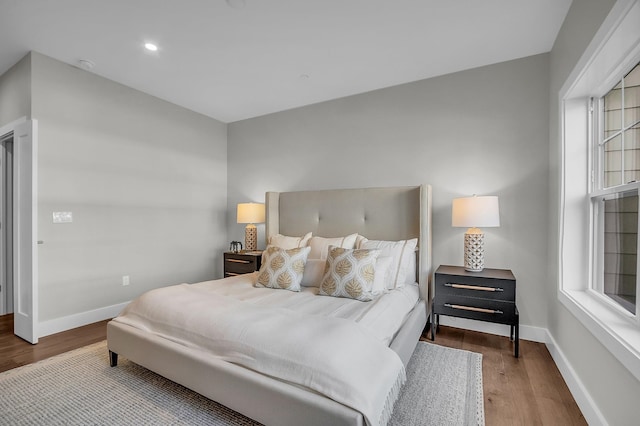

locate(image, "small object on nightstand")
(229, 241), (243, 253)
(224, 251), (262, 277)
(431, 265), (519, 357)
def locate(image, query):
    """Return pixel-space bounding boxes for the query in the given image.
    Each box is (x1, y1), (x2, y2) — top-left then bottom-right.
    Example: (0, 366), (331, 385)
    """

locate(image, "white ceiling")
(0, 0), (572, 123)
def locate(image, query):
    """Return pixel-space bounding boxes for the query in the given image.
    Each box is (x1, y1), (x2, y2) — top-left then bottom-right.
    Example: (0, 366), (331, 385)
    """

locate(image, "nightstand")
(431, 265), (519, 357)
(224, 251), (262, 277)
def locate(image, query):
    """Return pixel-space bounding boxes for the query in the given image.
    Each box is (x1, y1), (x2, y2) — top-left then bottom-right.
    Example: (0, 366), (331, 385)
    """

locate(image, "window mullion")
(622, 76), (626, 184)
(594, 197), (605, 293)
(636, 193), (640, 321)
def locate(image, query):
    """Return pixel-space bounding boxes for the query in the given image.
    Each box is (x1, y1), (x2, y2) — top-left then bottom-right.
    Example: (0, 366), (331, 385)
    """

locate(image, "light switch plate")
(53, 212), (73, 223)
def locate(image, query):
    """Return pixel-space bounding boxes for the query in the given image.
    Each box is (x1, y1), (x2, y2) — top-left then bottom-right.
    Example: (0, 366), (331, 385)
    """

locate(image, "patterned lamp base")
(464, 231), (485, 272)
(245, 224), (258, 251)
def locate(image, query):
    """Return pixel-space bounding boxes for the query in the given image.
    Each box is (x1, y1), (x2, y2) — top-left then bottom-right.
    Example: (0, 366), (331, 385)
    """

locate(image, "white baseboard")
(38, 301), (130, 338)
(545, 331), (608, 426)
(435, 316), (607, 425)
(437, 316), (547, 343)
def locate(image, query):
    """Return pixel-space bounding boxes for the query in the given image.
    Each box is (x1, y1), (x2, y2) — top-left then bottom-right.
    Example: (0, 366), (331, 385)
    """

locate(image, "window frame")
(590, 188), (640, 321)
(559, 0), (640, 383)
(590, 70), (640, 319)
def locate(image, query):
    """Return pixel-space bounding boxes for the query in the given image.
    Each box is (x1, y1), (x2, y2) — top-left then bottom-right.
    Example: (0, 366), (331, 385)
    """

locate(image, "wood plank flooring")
(0, 314), (585, 425)
(423, 326), (586, 425)
(0, 314), (108, 373)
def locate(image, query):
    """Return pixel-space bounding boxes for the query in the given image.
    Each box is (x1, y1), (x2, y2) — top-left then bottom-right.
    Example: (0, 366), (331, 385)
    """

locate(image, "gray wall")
(548, 0), (640, 424)
(29, 52), (228, 321)
(0, 53), (30, 125)
(228, 53), (550, 329)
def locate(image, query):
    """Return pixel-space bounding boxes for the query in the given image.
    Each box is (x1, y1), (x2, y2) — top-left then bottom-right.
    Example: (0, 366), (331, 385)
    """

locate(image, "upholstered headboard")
(265, 185), (432, 302)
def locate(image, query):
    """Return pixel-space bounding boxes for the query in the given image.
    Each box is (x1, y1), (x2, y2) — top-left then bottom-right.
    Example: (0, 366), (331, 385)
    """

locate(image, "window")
(592, 63), (640, 316)
(559, 0), (640, 383)
(601, 63), (640, 188)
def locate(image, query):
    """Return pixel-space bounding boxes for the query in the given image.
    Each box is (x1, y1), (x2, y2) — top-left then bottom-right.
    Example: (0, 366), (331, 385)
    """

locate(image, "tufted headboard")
(265, 185), (432, 302)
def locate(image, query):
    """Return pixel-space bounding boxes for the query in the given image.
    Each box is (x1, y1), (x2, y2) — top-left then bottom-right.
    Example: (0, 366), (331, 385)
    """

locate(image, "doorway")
(0, 133), (13, 316)
(0, 118), (37, 344)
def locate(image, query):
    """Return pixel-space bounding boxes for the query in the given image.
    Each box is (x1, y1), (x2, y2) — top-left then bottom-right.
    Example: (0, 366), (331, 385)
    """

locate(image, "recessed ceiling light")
(226, 0), (246, 9)
(144, 43), (158, 52)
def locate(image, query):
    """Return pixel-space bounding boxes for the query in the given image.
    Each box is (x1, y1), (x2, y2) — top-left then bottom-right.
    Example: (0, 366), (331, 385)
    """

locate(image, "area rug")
(0, 341), (483, 426)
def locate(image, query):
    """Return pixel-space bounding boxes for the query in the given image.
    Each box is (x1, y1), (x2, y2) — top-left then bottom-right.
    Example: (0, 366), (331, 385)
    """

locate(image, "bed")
(107, 184), (432, 426)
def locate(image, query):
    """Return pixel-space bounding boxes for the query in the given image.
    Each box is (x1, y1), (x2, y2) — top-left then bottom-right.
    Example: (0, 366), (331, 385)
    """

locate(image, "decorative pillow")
(319, 246), (380, 301)
(255, 246), (311, 292)
(357, 237), (418, 289)
(268, 232), (312, 249)
(301, 259), (326, 287)
(308, 233), (358, 260)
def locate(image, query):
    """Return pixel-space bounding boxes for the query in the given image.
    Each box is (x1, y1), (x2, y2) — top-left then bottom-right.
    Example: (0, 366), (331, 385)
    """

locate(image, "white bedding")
(113, 275), (417, 426)
(188, 272), (420, 345)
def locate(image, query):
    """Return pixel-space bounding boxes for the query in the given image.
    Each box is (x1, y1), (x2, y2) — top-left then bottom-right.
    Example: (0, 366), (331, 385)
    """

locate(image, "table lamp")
(237, 202), (265, 251)
(452, 195), (500, 272)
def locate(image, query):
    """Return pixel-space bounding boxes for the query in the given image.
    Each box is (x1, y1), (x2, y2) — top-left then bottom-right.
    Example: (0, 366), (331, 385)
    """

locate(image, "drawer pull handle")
(445, 283), (503, 292)
(227, 259), (251, 264)
(444, 303), (503, 315)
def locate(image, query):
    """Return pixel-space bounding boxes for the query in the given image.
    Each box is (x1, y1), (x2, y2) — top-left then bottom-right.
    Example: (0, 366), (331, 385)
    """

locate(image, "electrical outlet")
(53, 212), (73, 223)
(122, 275), (130, 286)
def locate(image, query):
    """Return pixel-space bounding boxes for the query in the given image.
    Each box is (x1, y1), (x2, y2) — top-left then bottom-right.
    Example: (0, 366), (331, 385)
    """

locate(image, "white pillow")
(405, 250), (417, 285)
(301, 259), (326, 287)
(255, 246), (311, 292)
(319, 246), (380, 301)
(372, 256), (393, 294)
(357, 237), (418, 289)
(268, 232), (312, 249)
(308, 233), (358, 260)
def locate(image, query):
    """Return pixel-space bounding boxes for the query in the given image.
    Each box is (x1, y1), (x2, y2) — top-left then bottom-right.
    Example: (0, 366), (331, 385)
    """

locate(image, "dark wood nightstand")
(224, 251), (262, 277)
(431, 265), (519, 357)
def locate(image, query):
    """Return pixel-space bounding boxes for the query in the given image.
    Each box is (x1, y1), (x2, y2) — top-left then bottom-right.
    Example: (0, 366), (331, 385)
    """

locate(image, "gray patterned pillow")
(255, 246), (311, 291)
(319, 246), (380, 301)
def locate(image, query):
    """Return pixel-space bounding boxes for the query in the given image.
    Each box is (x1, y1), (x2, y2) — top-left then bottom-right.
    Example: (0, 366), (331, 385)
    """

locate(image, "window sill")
(559, 289), (640, 382)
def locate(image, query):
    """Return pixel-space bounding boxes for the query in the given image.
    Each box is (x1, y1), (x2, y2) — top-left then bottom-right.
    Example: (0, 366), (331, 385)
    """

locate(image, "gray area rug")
(0, 341), (483, 426)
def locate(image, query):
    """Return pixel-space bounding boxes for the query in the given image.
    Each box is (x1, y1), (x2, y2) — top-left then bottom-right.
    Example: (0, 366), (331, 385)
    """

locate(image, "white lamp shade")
(452, 196), (500, 228)
(237, 203), (265, 224)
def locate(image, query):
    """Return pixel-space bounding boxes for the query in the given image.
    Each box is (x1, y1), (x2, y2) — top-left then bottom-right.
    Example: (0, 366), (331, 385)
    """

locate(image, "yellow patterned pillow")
(319, 246), (380, 301)
(255, 246), (311, 291)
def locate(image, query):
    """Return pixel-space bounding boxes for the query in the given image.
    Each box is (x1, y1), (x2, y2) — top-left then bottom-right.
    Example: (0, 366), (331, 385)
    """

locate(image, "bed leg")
(109, 350), (118, 367)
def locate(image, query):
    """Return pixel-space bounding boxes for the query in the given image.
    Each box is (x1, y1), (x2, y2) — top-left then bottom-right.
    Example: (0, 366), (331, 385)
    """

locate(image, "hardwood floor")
(0, 314), (108, 373)
(1, 314), (585, 425)
(423, 326), (587, 425)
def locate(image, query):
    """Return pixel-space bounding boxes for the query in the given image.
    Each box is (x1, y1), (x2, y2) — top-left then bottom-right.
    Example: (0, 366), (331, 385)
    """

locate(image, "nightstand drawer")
(224, 252), (262, 277)
(435, 274), (515, 302)
(433, 295), (517, 325)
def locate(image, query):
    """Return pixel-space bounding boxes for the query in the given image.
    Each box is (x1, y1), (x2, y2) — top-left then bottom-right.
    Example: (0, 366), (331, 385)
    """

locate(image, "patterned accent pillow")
(255, 246), (311, 292)
(319, 246), (380, 301)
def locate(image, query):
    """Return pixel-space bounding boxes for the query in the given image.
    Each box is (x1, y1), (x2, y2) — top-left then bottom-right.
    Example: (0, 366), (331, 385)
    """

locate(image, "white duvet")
(113, 274), (420, 426)
(188, 273), (421, 345)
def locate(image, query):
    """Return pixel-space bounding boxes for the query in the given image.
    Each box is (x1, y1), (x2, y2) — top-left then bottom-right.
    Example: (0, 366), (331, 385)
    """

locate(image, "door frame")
(0, 117), (38, 344)
(0, 131), (13, 316)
